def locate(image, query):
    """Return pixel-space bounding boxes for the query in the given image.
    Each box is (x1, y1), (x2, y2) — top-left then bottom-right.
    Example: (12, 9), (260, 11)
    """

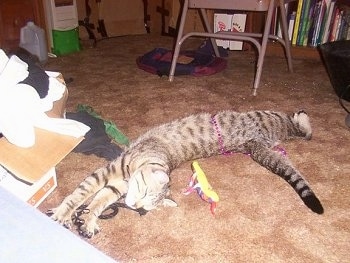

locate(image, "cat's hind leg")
(244, 140), (324, 214)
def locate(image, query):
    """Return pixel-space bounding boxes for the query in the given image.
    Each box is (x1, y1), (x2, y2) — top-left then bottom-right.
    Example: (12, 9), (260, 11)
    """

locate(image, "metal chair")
(169, 0), (294, 96)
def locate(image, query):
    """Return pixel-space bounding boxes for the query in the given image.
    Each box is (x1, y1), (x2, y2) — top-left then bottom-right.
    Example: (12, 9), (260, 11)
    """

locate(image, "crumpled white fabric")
(0, 49), (90, 148)
(0, 51), (29, 88)
(39, 71), (67, 113)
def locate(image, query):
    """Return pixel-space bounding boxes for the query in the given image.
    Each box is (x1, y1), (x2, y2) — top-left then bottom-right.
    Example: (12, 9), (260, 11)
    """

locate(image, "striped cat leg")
(48, 164), (119, 228)
(77, 180), (128, 238)
(244, 140), (324, 214)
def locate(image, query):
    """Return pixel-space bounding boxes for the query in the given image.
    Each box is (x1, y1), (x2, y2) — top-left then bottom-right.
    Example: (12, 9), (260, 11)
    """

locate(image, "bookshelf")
(254, 0), (350, 60)
(243, 0), (350, 59)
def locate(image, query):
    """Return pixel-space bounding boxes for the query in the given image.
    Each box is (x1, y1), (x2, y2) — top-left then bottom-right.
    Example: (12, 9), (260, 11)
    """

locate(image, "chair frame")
(169, 0), (294, 96)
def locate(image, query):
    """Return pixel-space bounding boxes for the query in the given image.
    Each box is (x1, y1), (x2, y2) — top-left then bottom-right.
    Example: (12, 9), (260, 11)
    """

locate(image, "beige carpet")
(39, 35), (350, 263)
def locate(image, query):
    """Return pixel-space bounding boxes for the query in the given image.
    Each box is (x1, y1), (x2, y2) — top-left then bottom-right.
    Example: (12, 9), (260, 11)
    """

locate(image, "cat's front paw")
(78, 222), (100, 238)
(46, 207), (74, 229)
(76, 213), (100, 238)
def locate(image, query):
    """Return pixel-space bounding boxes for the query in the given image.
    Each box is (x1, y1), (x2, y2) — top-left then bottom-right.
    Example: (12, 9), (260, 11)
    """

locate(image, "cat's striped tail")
(245, 141), (324, 214)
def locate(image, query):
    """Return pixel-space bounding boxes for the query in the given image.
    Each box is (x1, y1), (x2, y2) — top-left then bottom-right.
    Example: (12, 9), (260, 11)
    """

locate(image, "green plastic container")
(52, 27), (81, 56)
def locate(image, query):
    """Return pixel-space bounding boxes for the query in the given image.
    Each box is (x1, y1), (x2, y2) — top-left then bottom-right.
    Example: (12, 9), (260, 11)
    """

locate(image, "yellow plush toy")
(183, 161), (219, 215)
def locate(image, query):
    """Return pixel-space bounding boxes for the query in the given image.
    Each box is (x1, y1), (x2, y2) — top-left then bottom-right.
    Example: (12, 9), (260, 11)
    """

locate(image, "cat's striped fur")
(48, 110), (323, 238)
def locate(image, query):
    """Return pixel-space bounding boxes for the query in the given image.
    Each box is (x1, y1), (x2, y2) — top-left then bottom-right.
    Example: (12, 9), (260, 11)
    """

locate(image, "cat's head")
(125, 166), (177, 211)
(293, 110), (312, 140)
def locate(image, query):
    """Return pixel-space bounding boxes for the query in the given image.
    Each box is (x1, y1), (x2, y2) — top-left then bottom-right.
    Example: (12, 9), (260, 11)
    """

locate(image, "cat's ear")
(163, 198), (178, 207)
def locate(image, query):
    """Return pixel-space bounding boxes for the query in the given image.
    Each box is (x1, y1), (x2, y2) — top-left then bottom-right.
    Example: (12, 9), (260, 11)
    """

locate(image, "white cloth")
(0, 83), (38, 147)
(0, 51), (29, 89)
(0, 49), (9, 73)
(39, 71), (67, 113)
(0, 49), (90, 148)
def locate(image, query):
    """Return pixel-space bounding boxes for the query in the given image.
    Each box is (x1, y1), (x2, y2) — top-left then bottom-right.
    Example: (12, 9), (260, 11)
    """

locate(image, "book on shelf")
(339, 4), (350, 39)
(328, 3), (350, 42)
(300, 0), (317, 46)
(292, 0), (305, 45)
(329, 6), (341, 41)
(296, 0), (311, 45)
(288, 11), (297, 40)
(345, 8), (350, 40)
(317, 1), (332, 44)
(322, 0), (336, 43)
(309, 0), (327, 47)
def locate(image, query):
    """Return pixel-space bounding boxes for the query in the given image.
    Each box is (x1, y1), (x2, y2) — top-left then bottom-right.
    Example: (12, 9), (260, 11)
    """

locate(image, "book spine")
(292, 0), (304, 45)
(316, 1), (328, 45)
(322, 0), (336, 43)
(338, 4), (350, 40)
(308, 1), (321, 46)
(329, 7), (340, 42)
(309, 1), (325, 46)
(288, 11), (297, 40)
(346, 12), (350, 40)
(298, 0), (312, 45)
(335, 10), (344, 40)
(303, 0), (318, 45)
(339, 13), (347, 39)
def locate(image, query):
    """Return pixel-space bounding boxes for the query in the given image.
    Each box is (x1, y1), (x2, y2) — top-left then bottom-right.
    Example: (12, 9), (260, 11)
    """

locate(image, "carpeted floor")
(39, 34), (350, 263)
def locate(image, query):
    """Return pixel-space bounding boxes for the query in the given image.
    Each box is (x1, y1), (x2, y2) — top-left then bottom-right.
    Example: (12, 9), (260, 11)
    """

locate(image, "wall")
(76, 0), (210, 40)
(147, 0), (210, 36)
(77, 0), (146, 40)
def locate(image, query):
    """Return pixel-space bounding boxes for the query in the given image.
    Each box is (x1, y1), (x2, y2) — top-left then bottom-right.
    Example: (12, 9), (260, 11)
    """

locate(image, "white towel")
(0, 49), (9, 73)
(0, 50), (90, 148)
(0, 54), (29, 89)
(0, 83), (90, 147)
(39, 73), (66, 113)
(0, 83), (38, 147)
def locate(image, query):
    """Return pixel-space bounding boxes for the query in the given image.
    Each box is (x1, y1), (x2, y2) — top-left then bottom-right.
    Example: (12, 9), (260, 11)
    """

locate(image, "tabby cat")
(48, 110), (324, 238)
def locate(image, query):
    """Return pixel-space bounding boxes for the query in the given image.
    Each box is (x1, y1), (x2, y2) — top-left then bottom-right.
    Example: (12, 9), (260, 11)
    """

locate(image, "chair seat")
(189, 0), (270, 11)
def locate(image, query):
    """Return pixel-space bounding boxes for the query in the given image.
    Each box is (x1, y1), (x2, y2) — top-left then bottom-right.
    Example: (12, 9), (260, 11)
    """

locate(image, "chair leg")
(253, 0), (275, 96)
(279, 0), (293, 73)
(199, 8), (220, 57)
(169, 0), (189, 82)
